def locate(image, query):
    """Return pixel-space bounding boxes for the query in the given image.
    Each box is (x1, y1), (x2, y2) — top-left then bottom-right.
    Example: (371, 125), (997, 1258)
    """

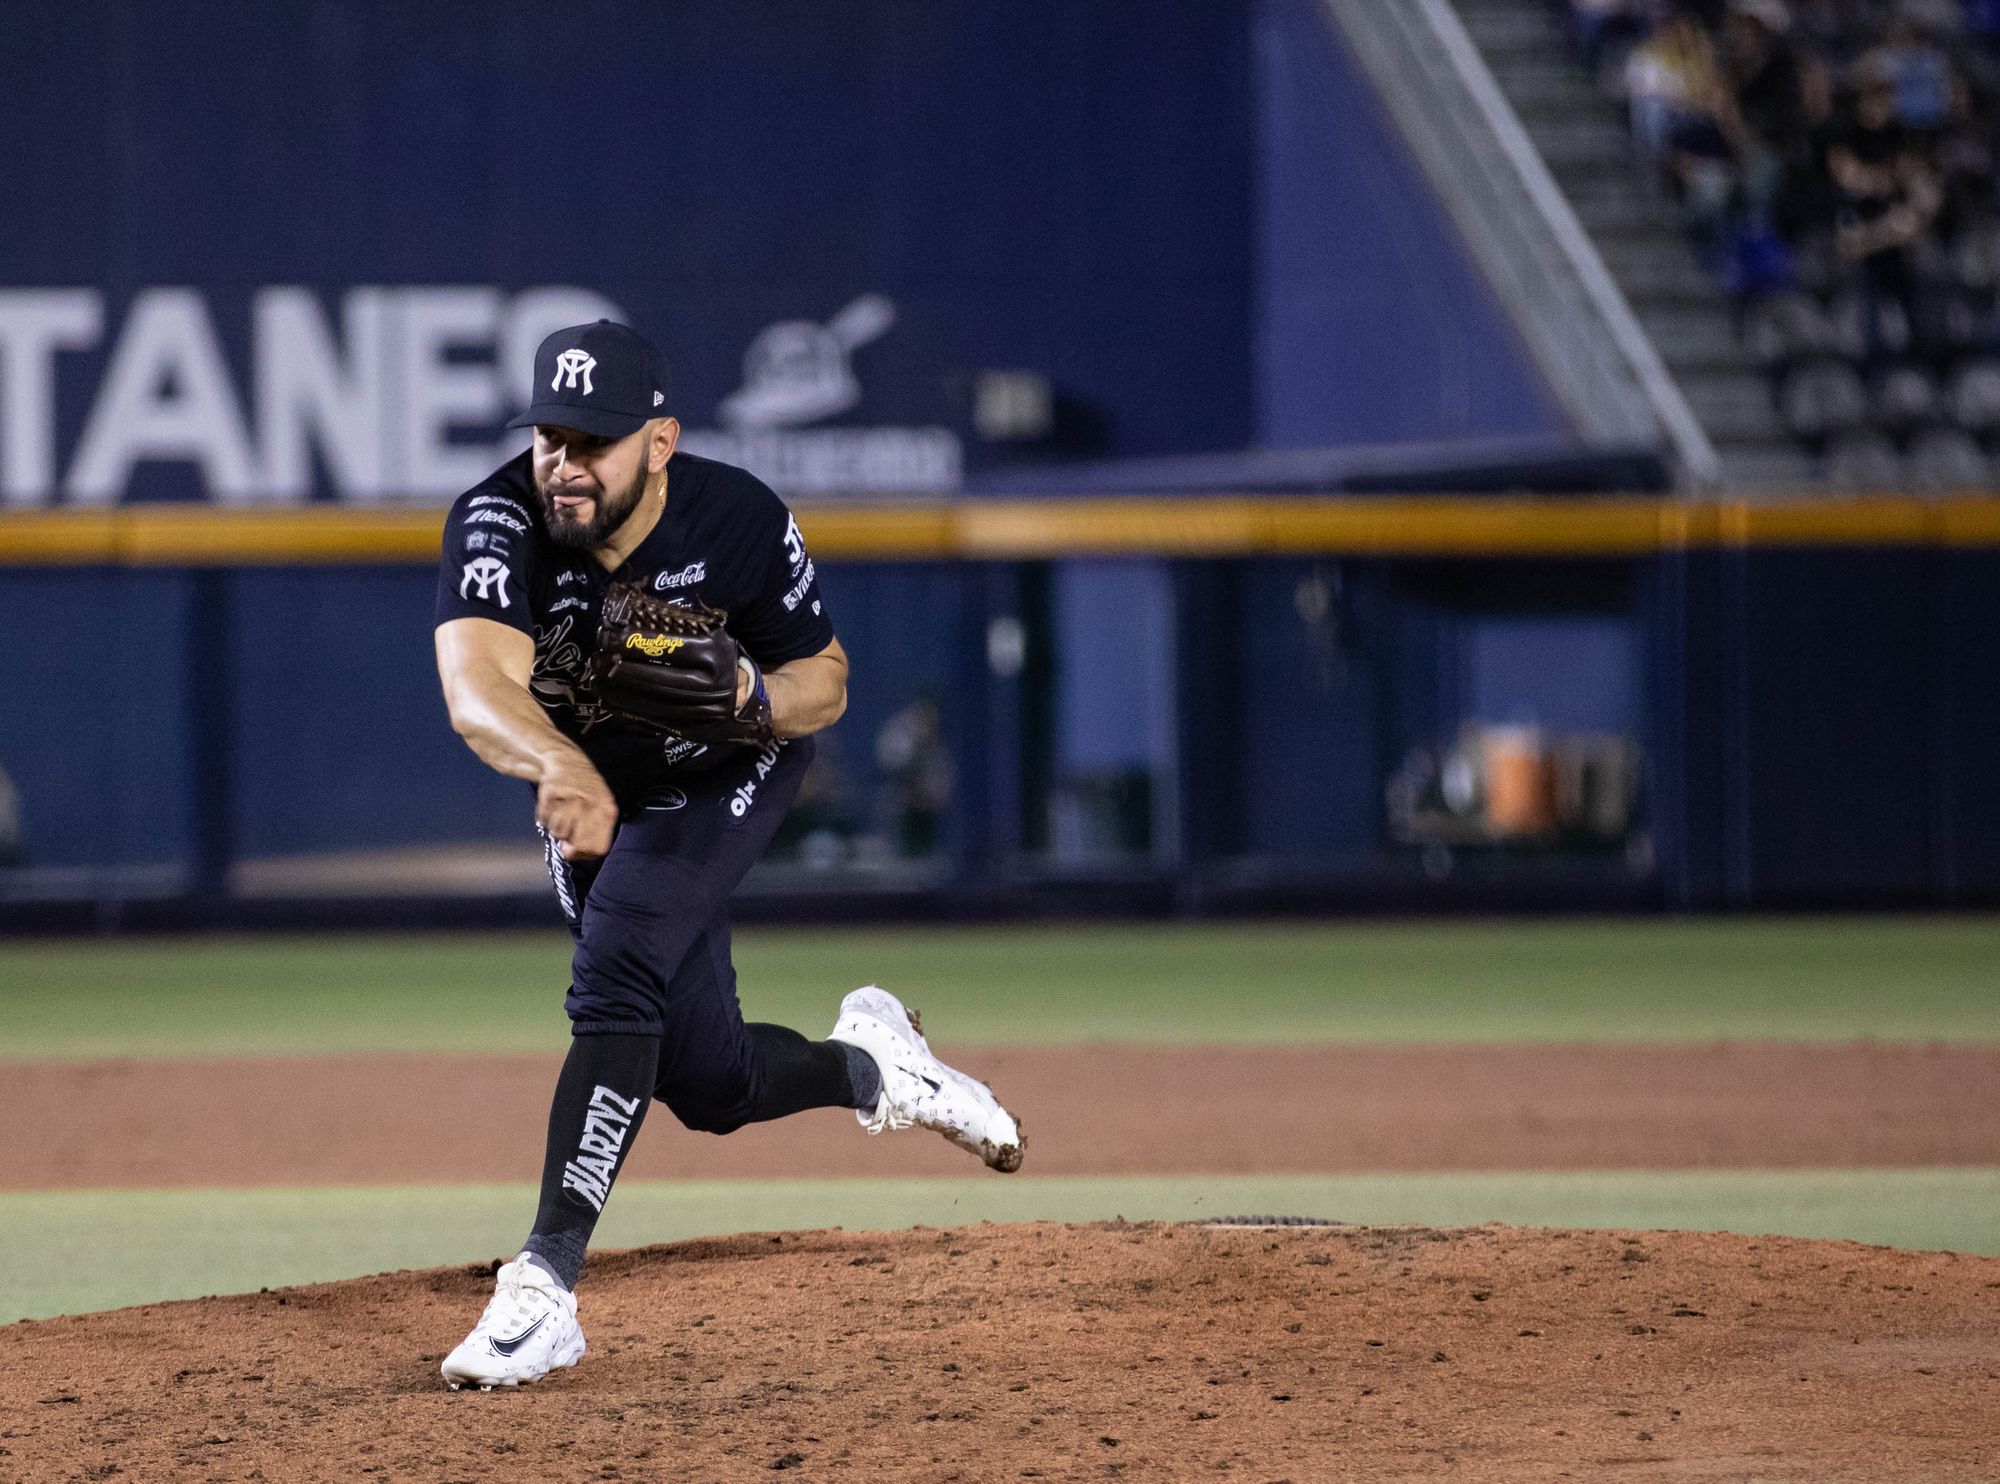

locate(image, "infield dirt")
(3, 1221), (1996, 1482)
(5, 1042), (1997, 1188)
(8, 1040), (1997, 1478)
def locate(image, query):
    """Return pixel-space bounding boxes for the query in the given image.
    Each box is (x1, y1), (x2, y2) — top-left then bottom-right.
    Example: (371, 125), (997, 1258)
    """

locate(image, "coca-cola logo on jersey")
(652, 561), (706, 592)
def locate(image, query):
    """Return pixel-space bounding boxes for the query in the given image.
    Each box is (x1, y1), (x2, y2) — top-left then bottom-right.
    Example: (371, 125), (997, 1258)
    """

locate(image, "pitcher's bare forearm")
(436, 617), (617, 859)
(449, 663), (591, 783)
(434, 620), (574, 779)
(765, 638), (850, 739)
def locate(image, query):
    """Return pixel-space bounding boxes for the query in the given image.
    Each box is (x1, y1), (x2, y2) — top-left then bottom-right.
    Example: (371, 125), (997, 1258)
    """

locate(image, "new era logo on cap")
(508, 320), (670, 439)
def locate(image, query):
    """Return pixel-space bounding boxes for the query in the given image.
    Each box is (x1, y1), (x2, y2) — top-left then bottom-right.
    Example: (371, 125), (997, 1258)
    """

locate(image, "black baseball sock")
(744, 1023), (882, 1119)
(836, 1037), (885, 1111)
(521, 1032), (660, 1290)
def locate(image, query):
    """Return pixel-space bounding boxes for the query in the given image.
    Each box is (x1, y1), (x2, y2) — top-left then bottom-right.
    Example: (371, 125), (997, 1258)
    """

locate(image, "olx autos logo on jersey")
(679, 294), (962, 496)
(0, 285), (622, 506)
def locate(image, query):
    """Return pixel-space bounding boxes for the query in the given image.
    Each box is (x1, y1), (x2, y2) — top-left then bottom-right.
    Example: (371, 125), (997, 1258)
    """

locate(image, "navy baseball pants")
(522, 734), (874, 1287)
(542, 735), (814, 1134)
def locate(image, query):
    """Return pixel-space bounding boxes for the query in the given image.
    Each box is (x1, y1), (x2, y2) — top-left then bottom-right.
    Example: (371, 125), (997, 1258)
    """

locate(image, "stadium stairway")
(1449, 0), (1816, 490)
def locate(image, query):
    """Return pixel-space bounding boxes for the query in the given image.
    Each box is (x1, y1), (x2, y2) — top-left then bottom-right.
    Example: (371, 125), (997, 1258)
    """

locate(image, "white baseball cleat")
(830, 985), (1025, 1173)
(441, 1253), (586, 1391)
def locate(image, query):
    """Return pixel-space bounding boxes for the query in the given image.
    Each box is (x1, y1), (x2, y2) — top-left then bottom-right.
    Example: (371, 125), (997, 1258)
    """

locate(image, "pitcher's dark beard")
(539, 463), (649, 549)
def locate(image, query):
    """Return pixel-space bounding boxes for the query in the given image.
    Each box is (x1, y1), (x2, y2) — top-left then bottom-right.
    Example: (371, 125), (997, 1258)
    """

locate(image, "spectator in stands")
(1570, 0), (2000, 480)
(1715, 1), (1809, 219)
(1966, 0), (2000, 50)
(1862, 14), (1957, 136)
(1897, 0), (1967, 45)
(1626, 9), (1748, 237)
(1827, 56), (1944, 354)
(1626, 10), (1725, 160)
(771, 732), (860, 869)
(1572, 0), (1654, 75)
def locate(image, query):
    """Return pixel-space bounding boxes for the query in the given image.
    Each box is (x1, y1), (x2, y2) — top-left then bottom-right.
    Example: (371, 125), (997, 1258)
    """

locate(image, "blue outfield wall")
(0, 570), (200, 871)
(223, 570), (521, 860)
(1940, 549), (2000, 900)
(1642, 545), (2000, 910)
(0, 569), (512, 871)
(1729, 549), (1936, 903)
(0, 561), (970, 873)
(4, 546), (1998, 910)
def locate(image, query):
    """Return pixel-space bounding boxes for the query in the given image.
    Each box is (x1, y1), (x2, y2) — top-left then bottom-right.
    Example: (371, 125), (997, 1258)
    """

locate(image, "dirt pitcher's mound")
(2, 1223), (1995, 1483)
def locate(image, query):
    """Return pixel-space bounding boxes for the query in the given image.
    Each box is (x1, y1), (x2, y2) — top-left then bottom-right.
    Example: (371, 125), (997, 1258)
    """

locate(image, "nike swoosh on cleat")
(919, 1074), (941, 1092)
(489, 1314), (548, 1357)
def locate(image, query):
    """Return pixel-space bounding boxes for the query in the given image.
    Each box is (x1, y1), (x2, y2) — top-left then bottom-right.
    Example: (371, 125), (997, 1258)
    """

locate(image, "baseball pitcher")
(431, 320), (1023, 1390)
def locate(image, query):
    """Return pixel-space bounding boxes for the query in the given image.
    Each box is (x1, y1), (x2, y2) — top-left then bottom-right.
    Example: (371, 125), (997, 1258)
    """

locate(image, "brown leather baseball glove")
(584, 581), (775, 748)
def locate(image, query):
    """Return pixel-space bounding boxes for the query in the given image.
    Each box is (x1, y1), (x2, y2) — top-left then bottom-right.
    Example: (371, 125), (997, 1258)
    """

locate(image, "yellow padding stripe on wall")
(0, 508), (447, 565)
(1, 495), (1997, 565)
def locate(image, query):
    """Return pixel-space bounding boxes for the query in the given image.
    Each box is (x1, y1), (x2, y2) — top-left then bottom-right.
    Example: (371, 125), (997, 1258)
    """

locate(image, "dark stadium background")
(1, 0), (1996, 926)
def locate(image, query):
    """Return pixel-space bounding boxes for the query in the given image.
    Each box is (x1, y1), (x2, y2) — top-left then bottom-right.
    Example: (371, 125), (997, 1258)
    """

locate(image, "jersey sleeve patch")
(435, 489), (537, 633)
(729, 491), (835, 667)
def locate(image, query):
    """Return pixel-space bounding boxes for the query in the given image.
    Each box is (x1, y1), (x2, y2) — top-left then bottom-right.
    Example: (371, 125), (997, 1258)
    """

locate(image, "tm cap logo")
(552, 349), (597, 395)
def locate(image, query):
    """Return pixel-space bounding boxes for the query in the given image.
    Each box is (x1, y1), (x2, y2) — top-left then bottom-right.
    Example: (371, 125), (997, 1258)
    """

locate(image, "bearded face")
(537, 458), (647, 548)
(531, 425), (655, 549)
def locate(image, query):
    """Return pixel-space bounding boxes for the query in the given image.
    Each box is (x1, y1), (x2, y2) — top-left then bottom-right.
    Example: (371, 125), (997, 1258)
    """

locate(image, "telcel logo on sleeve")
(625, 633), (686, 658)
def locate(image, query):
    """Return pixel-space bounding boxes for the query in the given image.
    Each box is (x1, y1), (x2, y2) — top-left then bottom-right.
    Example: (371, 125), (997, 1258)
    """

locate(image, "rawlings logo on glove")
(584, 582), (775, 748)
(623, 632), (687, 658)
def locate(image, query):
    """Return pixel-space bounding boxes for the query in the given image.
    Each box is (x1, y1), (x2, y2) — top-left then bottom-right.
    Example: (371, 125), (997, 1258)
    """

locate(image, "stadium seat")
(1745, 293), (1834, 367)
(1949, 222), (2000, 294)
(1780, 359), (1871, 439)
(1946, 358), (2000, 433)
(1871, 364), (1941, 434)
(1935, 290), (1986, 359)
(1830, 291), (1912, 362)
(1823, 429), (1902, 490)
(1906, 426), (1990, 489)
(1900, 0), (1966, 40)
(1790, 232), (1846, 300)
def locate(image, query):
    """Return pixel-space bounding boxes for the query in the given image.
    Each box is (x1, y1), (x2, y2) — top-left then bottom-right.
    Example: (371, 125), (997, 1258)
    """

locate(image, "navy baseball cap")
(507, 320), (671, 439)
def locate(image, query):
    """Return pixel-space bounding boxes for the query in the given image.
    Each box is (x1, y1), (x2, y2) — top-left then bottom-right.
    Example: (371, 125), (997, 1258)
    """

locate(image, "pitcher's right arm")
(435, 616), (616, 861)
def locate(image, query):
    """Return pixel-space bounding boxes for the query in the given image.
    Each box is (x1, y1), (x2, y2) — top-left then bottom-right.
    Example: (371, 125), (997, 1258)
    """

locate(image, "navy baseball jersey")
(434, 449), (833, 795)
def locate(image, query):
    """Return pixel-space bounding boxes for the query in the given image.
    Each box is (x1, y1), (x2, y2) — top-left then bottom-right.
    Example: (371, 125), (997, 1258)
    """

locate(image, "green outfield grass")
(5, 1169), (1996, 1323)
(2, 916), (1998, 1059)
